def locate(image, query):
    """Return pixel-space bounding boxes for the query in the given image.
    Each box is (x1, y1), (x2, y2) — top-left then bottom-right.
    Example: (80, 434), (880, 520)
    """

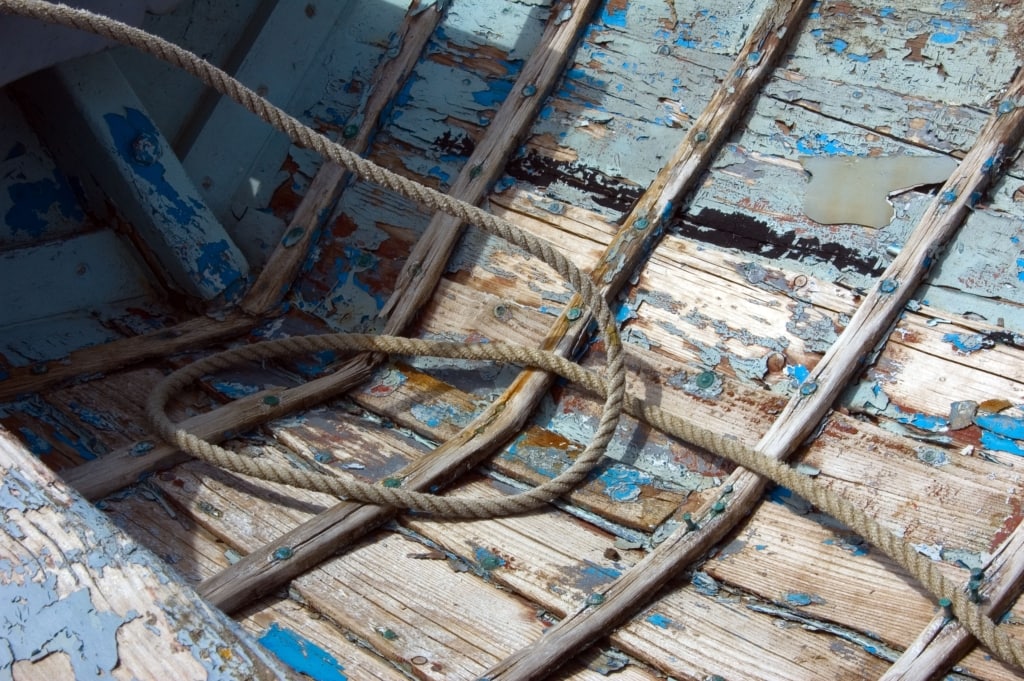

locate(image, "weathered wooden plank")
(0, 427), (297, 681)
(100, 488), (415, 680)
(14, 51), (251, 302)
(0, 311), (252, 402)
(242, 0), (448, 315)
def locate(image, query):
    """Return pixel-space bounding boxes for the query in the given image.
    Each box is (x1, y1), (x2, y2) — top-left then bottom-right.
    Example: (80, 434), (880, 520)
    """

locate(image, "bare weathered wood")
(241, 0), (447, 316)
(882, 495), (1024, 679)
(196, 0), (603, 613)
(0, 311), (253, 401)
(63, 352), (378, 499)
(484, 1), (816, 677)
(0, 427), (297, 681)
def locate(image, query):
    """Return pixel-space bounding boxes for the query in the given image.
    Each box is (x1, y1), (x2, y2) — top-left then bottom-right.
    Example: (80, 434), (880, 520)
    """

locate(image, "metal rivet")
(494, 303), (509, 320)
(469, 164), (483, 178)
(711, 500), (726, 514)
(131, 132), (161, 165)
(566, 306), (582, 321)
(656, 44), (672, 55)
(695, 371), (717, 389)
(263, 395), (280, 406)
(940, 190), (957, 204)
(939, 597), (953, 619)
(694, 130), (709, 143)
(721, 484), (734, 494)
(377, 627), (398, 640)
(998, 100), (1015, 115)
(683, 512), (699, 531)
(967, 578), (982, 603)
(130, 441), (155, 457)
(382, 477), (402, 488)
(273, 546), (294, 560)
(799, 381), (818, 396)
(634, 217), (649, 230)
(521, 84), (537, 97)
(281, 227), (305, 247)
(342, 124), (359, 139)
(586, 593), (606, 606)
(30, 363), (48, 375)
(879, 278), (898, 294)
(314, 451), (334, 464)
(747, 51), (761, 64)
(411, 656), (428, 666)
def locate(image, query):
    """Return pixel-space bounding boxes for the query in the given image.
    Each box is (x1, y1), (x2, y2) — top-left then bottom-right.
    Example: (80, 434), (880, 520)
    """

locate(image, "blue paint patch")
(577, 563), (622, 591)
(195, 240), (246, 293)
(940, 0), (965, 11)
(976, 413), (1024, 441)
(0, 570), (130, 679)
(896, 412), (948, 432)
(18, 426), (52, 456)
(786, 364), (810, 385)
(210, 381), (261, 399)
(943, 332), (986, 353)
(600, 5), (627, 28)
(785, 592), (824, 607)
(848, 52), (871, 63)
(473, 547), (505, 572)
(980, 431), (1024, 457)
(646, 613), (671, 629)
(493, 176), (516, 193)
(472, 77), (514, 108)
(795, 133), (856, 156)
(5, 175), (84, 237)
(754, 544), (767, 551)
(426, 165), (450, 185)
(258, 623), (347, 681)
(879, 6), (895, 17)
(832, 38), (848, 53)
(597, 464), (653, 503)
(1016, 257), (1024, 282)
(768, 485), (792, 504)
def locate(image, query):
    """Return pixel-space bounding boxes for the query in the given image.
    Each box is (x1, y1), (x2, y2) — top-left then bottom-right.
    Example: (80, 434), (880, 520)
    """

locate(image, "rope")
(5, 0), (1023, 671)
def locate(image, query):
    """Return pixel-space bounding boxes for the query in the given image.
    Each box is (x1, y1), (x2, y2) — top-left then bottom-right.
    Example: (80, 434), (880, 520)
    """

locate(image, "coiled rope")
(5, 0), (1023, 670)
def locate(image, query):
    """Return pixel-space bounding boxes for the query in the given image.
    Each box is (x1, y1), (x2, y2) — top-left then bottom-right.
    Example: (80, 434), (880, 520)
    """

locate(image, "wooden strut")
(199, 0), (605, 613)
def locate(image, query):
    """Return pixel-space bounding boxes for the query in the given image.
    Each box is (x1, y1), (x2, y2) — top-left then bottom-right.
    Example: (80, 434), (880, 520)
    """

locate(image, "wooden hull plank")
(0, 427), (298, 680)
(14, 52), (251, 302)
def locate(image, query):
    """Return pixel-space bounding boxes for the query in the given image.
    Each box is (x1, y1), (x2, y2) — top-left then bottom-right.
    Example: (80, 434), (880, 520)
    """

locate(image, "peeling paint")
(0, 568), (130, 678)
(258, 623), (348, 681)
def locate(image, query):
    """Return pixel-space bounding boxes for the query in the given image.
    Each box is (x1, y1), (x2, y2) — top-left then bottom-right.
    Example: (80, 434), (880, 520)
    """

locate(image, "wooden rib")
(881, 526), (1024, 680)
(63, 352), (378, 500)
(480, 3), (815, 678)
(241, 0), (447, 316)
(193, 0), (605, 612)
(0, 311), (253, 401)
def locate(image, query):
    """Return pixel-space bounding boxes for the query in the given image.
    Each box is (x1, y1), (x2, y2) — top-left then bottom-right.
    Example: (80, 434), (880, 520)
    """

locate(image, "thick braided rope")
(146, 335), (619, 518)
(147, 332), (1024, 669)
(9, 0), (1024, 670)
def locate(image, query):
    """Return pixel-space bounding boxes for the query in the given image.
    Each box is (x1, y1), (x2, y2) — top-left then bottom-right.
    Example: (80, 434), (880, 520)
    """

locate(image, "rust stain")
(268, 155), (305, 221)
(990, 494), (1023, 551)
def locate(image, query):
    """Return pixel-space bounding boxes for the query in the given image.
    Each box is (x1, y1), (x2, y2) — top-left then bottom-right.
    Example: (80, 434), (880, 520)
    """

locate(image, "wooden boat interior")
(2, 0), (1024, 678)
